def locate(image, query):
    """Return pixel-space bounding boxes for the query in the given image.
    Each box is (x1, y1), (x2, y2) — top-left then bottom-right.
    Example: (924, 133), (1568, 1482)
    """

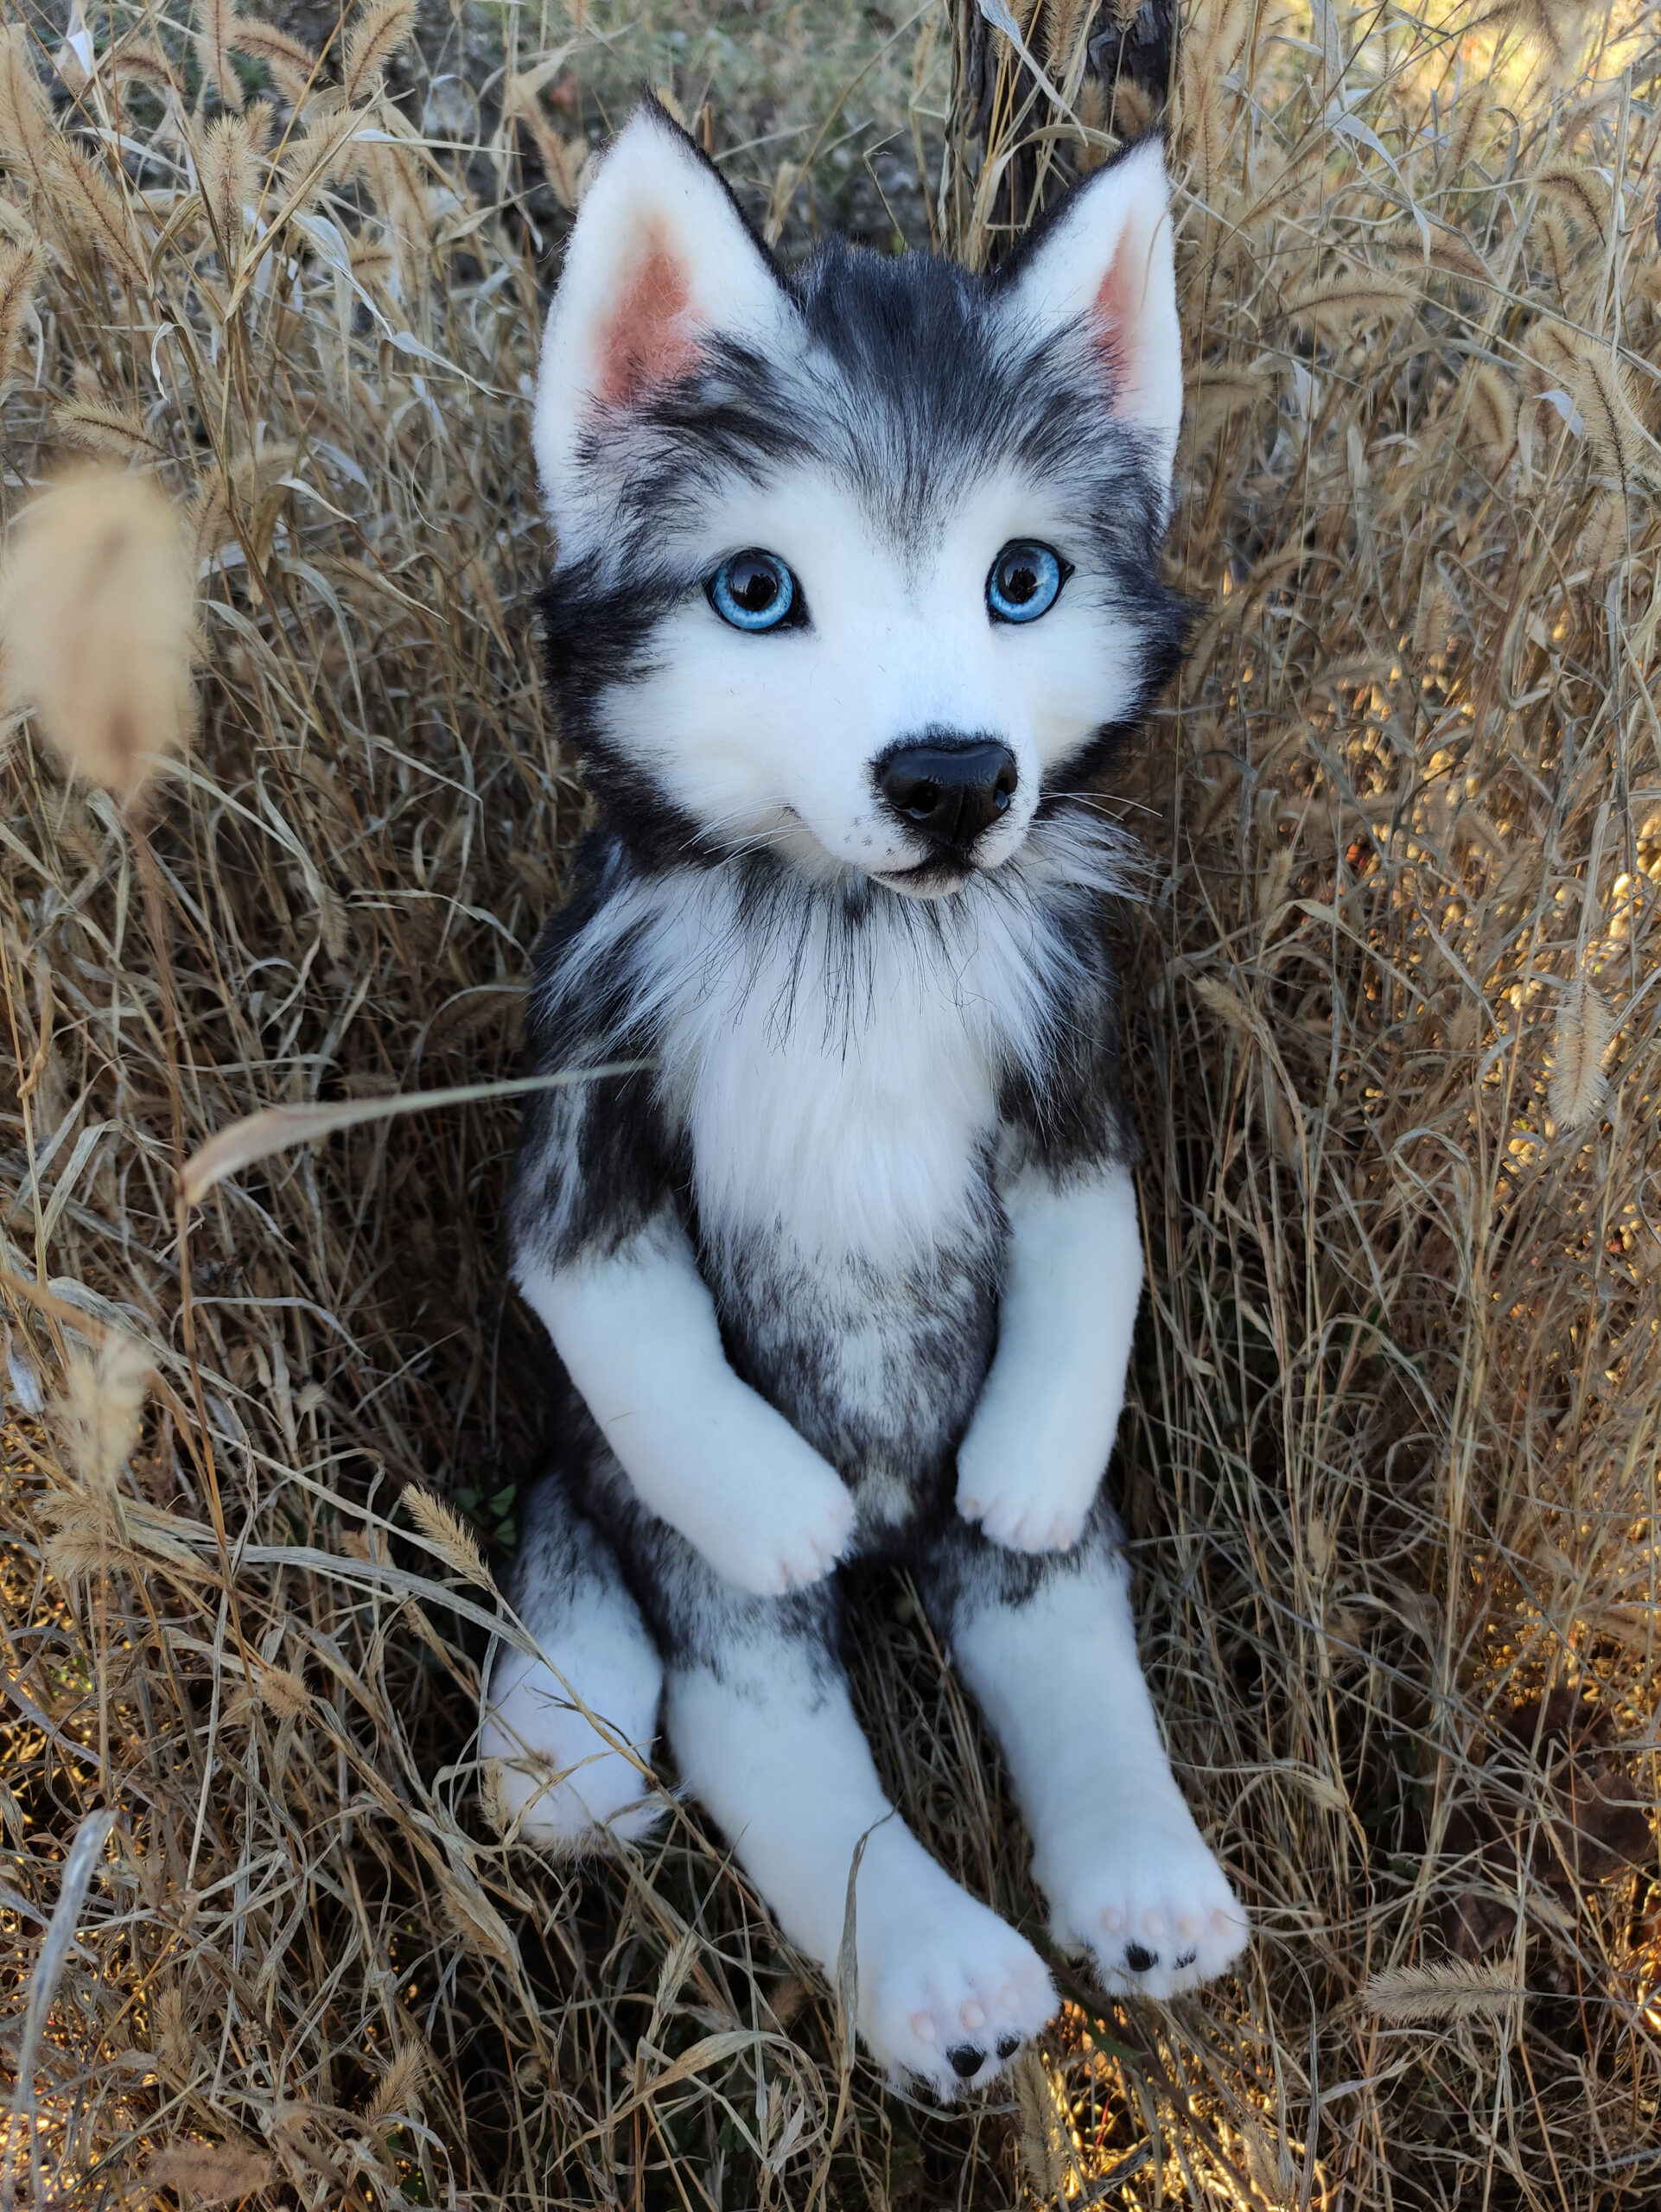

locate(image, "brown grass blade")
(178, 1064), (653, 1205)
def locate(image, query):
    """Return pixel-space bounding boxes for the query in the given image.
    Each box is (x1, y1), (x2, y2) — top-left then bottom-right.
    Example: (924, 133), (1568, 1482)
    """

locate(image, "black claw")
(1123, 1942), (1158, 1974)
(947, 2044), (986, 2079)
(996, 2034), (1021, 2059)
(1174, 1948), (1198, 1970)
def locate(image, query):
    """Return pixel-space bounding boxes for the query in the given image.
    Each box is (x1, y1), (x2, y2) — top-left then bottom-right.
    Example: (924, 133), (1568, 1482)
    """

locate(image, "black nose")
(878, 740), (1018, 854)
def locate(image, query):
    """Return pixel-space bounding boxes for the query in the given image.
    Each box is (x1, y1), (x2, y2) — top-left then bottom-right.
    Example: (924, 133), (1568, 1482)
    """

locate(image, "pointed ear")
(1004, 137), (1181, 492)
(534, 100), (791, 516)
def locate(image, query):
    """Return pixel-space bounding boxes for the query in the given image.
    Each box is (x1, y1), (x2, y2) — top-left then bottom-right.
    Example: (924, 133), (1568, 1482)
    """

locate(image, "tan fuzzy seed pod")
(0, 28), (60, 207)
(144, 2144), (274, 2205)
(1550, 976), (1613, 1129)
(55, 1333), (150, 1492)
(1524, 315), (1578, 391)
(0, 237), (43, 396)
(256, 1662), (310, 1719)
(194, 0), (244, 112)
(54, 364), (166, 461)
(1567, 348), (1651, 489)
(282, 105), (373, 200)
(368, 2038), (429, 2124)
(340, 0), (418, 108)
(1012, 2045), (1075, 2200)
(1282, 275), (1419, 339)
(1358, 1959), (1519, 2023)
(1576, 488), (1627, 579)
(54, 138), (146, 288)
(1443, 84), (1492, 178)
(1043, 0), (1092, 76)
(153, 1986), (194, 2079)
(1532, 206), (1583, 307)
(403, 1485), (493, 1586)
(199, 101), (270, 251)
(225, 16), (317, 106)
(1383, 223), (1492, 289)
(1530, 159), (1608, 245)
(1, 470), (196, 803)
(1464, 363), (1518, 467)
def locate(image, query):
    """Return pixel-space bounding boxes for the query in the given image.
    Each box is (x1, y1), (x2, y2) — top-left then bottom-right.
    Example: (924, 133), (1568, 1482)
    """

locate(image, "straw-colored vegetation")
(2, 0), (1658, 2204)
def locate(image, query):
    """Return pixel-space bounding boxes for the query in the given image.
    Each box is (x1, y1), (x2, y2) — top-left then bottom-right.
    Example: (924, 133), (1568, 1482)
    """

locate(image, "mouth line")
(872, 854), (976, 889)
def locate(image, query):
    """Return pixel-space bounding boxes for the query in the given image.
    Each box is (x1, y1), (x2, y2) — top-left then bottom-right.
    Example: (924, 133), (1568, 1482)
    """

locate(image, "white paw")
(957, 1479), (1086, 1554)
(482, 1652), (663, 1857)
(856, 1874), (1057, 2098)
(703, 1472), (856, 1597)
(1047, 1815), (1246, 1999)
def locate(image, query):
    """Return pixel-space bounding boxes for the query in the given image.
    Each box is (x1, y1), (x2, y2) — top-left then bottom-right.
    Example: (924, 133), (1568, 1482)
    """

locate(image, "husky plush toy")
(481, 101), (1246, 2097)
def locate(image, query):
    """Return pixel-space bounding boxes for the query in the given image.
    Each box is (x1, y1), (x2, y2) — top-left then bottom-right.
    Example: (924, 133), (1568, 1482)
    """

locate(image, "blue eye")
(987, 541), (1068, 624)
(708, 550), (799, 632)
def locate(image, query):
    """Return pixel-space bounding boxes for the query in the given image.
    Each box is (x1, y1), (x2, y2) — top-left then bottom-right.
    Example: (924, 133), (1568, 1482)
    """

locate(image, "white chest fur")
(590, 866), (1076, 1270)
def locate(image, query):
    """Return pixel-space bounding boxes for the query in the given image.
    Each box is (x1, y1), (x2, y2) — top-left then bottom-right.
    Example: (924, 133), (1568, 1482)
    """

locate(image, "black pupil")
(732, 558), (780, 613)
(1000, 556), (1039, 604)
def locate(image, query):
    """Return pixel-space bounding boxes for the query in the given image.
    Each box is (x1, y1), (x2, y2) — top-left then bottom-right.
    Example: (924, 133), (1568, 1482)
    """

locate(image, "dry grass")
(1, 1), (1658, 2206)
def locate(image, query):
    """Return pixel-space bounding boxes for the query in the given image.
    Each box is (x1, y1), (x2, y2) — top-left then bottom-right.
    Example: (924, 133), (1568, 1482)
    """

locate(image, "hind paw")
(1050, 1818), (1245, 2000)
(857, 1878), (1056, 2098)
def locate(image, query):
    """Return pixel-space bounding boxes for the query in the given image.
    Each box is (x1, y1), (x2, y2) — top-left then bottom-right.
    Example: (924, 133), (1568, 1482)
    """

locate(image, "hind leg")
(482, 1472), (665, 1853)
(921, 1502), (1246, 1999)
(661, 1575), (1054, 2098)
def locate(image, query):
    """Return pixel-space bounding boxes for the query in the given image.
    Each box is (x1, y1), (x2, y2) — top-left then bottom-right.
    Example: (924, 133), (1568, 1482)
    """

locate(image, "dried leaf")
(179, 1063), (650, 1205)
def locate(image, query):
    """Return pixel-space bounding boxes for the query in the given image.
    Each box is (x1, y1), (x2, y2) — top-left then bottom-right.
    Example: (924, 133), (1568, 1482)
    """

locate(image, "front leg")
(957, 1160), (1142, 1553)
(514, 1216), (856, 1598)
(921, 1512), (1248, 1999)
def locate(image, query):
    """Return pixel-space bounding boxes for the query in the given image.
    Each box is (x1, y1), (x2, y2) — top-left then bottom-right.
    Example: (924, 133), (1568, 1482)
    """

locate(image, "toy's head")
(535, 101), (1184, 898)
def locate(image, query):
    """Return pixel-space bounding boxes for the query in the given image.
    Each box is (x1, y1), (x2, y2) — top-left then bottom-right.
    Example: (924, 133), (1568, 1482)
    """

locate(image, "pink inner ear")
(1091, 225), (1143, 395)
(597, 238), (703, 408)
